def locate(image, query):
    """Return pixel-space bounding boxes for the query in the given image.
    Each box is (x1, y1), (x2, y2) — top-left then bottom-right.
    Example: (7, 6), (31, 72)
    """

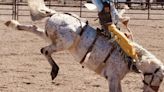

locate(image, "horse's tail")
(5, 20), (47, 39)
(27, 0), (56, 21)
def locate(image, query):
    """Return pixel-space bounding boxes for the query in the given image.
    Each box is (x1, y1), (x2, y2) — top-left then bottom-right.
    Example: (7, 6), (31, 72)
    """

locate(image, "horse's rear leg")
(40, 44), (62, 80)
(5, 20), (46, 39)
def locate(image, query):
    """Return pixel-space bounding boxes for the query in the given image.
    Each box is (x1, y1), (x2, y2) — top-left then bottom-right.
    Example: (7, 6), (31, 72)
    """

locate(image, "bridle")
(143, 67), (162, 92)
(143, 67), (163, 92)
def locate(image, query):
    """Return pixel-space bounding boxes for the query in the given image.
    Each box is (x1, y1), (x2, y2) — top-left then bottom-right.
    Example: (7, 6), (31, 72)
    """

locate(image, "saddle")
(97, 25), (138, 60)
(96, 25), (140, 73)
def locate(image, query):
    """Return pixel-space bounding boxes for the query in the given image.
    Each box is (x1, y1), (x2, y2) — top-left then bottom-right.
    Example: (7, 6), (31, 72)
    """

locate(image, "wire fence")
(0, 0), (164, 21)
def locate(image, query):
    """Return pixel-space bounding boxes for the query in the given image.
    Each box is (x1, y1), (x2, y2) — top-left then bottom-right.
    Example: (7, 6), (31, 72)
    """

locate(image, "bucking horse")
(4, 0), (164, 92)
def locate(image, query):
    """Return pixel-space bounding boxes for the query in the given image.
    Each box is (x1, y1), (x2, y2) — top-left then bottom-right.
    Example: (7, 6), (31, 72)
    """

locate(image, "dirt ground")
(0, 7), (164, 92)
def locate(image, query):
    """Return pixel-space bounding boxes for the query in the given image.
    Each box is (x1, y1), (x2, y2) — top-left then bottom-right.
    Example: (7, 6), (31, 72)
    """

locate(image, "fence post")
(16, 1), (19, 20)
(12, 0), (16, 19)
(80, 0), (82, 17)
(148, 0), (150, 20)
(48, 0), (51, 8)
(12, 0), (18, 20)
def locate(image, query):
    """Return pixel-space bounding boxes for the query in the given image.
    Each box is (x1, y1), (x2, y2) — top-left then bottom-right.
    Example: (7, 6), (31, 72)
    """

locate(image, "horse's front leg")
(107, 75), (122, 92)
(40, 44), (59, 80)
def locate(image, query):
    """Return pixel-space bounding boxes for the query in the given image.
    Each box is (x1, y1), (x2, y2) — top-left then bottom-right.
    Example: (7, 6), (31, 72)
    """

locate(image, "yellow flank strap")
(108, 24), (138, 60)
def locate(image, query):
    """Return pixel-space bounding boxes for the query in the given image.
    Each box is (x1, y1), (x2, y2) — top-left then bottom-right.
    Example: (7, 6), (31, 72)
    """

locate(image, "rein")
(143, 67), (161, 92)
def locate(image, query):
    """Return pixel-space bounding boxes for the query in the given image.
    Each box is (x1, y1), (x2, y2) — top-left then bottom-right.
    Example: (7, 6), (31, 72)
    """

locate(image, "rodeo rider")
(91, 0), (139, 66)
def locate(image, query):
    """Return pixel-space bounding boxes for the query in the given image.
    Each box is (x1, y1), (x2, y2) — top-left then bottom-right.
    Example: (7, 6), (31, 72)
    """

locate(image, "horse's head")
(134, 43), (164, 92)
(142, 60), (164, 92)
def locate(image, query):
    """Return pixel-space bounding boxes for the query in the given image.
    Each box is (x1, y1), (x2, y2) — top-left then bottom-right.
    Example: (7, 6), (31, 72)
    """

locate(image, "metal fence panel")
(0, 0), (164, 20)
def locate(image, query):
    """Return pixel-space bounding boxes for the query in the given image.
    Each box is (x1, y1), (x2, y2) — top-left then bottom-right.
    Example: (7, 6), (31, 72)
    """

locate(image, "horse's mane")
(134, 42), (156, 60)
(133, 42), (163, 67)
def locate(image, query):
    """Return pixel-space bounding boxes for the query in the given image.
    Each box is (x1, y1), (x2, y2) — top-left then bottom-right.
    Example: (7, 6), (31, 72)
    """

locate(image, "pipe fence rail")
(0, 0), (164, 20)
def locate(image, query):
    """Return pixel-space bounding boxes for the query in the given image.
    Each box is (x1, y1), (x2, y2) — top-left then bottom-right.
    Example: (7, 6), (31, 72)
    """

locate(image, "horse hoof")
(5, 21), (11, 26)
(40, 48), (49, 55)
(40, 48), (44, 54)
(51, 66), (59, 80)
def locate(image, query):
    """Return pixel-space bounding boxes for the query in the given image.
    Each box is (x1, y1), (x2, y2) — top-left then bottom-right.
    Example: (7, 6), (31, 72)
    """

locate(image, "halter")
(143, 67), (162, 92)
